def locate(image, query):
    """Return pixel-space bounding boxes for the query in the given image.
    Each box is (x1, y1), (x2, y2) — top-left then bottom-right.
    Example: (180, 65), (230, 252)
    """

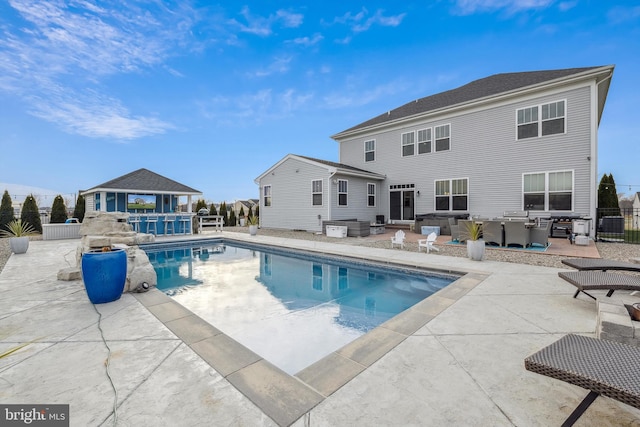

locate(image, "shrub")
(72, 194), (85, 222)
(195, 199), (207, 213)
(239, 206), (245, 218)
(220, 202), (228, 226)
(50, 195), (68, 223)
(229, 209), (236, 226)
(0, 190), (15, 232)
(20, 194), (42, 233)
(209, 203), (217, 216)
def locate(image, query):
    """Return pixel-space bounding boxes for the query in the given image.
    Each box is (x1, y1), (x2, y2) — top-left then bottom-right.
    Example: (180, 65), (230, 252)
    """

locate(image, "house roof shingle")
(84, 168), (201, 195)
(334, 66), (607, 136)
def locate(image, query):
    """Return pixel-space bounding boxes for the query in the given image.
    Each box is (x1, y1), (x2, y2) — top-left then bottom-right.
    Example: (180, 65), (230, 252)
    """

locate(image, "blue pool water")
(143, 239), (457, 375)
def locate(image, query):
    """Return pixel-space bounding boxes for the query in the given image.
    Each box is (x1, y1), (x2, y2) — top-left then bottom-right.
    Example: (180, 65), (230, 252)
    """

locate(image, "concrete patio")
(1, 234), (639, 426)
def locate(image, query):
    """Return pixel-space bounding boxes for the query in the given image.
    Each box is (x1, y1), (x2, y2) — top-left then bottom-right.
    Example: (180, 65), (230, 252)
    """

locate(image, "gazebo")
(81, 168), (202, 235)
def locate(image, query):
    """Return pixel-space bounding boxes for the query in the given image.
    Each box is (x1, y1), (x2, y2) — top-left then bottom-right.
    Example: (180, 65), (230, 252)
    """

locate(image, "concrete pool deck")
(1, 234), (639, 426)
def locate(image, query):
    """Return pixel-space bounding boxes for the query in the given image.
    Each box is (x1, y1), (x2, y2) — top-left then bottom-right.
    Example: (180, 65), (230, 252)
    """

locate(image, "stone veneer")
(596, 297), (640, 347)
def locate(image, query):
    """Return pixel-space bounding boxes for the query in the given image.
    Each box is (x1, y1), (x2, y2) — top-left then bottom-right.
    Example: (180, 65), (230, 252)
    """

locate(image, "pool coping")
(135, 235), (489, 426)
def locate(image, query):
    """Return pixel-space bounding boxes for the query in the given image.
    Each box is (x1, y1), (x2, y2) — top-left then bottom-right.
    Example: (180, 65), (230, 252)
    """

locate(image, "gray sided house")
(255, 155), (384, 232)
(258, 66), (614, 235)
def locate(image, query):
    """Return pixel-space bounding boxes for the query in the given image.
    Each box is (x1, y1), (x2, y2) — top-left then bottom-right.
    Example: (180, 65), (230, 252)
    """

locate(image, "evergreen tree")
(239, 206), (245, 218)
(72, 194), (85, 222)
(50, 195), (68, 223)
(209, 203), (217, 216)
(247, 205), (253, 219)
(21, 194), (42, 233)
(598, 173), (621, 216)
(0, 190), (15, 231)
(220, 202), (228, 226)
(195, 199), (207, 212)
(229, 209), (237, 226)
(255, 205), (259, 218)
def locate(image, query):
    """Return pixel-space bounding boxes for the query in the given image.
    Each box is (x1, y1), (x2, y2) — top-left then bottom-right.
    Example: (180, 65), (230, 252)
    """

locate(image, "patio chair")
(418, 232), (439, 253)
(482, 220), (503, 246)
(558, 271), (640, 299)
(448, 217), (460, 242)
(530, 220), (552, 247)
(391, 230), (405, 249)
(504, 220), (530, 248)
(561, 258), (640, 273)
(525, 334), (640, 427)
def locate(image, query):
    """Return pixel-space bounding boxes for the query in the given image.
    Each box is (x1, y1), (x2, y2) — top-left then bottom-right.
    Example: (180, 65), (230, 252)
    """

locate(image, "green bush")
(209, 203), (217, 216)
(72, 194), (85, 222)
(21, 194), (42, 234)
(195, 199), (208, 213)
(0, 190), (15, 232)
(50, 195), (68, 223)
(220, 202), (228, 226)
(229, 209), (236, 226)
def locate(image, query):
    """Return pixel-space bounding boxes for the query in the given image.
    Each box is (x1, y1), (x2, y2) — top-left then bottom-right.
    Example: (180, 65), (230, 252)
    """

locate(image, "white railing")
(42, 224), (81, 240)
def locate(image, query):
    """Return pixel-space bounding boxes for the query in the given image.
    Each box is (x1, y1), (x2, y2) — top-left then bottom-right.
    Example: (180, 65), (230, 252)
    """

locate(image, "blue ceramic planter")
(81, 249), (127, 304)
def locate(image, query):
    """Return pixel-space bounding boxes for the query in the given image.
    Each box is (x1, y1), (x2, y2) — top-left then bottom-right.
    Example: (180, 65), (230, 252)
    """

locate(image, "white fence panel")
(42, 224), (81, 240)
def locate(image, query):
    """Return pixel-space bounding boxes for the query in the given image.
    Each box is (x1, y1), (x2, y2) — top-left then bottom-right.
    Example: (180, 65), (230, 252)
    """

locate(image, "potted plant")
(81, 246), (127, 304)
(239, 206), (246, 226)
(247, 215), (258, 236)
(1, 219), (37, 254)
(461, 221), (485, 261)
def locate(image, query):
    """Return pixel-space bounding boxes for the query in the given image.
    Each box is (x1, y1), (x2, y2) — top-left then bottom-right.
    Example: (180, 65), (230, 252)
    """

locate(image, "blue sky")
(0, 0), (639, 206)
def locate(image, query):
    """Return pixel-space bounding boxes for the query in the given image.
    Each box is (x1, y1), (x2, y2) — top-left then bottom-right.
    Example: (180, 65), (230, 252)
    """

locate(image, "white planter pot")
(9, 236), (29, 254)
(467, 239), (485, 261)
(249, 225), (258, 236)
(239, 218), (246, 227)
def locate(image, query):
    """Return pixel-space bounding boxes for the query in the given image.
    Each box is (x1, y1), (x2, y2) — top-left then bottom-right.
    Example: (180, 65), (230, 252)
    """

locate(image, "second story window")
(312, 180), (322, 206)
(338, 179), (348, 206)
(364, 140), (375, 162)
(517, 100), (566, 140)
(435, 124), (450, 152)
(402, 132), (415, 157)
(417, 128), (431, 154)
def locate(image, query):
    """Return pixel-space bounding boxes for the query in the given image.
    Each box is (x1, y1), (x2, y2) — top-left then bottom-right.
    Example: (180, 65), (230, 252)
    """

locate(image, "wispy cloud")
(250, 56), (293, 77)
(453, 0), (554, 15)
(329, 8), (406, 42)
(323, 79), (409, 109)
(201, 89), (313, 125)
(0, 0), (197, 139)
(288, 33), (324, 47)
(230, 6), (303, 36)
(607, 5), (640, 24)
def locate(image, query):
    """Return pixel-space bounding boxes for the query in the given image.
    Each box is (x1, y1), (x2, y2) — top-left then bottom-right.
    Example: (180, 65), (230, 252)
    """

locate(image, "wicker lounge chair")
(525, 334), (640, 427)
(558, 271), (640, 299)
(561, 258), (640, 272)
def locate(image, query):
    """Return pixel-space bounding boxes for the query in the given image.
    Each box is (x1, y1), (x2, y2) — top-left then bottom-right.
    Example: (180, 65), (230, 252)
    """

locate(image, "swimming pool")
(143, 239), (458, 375)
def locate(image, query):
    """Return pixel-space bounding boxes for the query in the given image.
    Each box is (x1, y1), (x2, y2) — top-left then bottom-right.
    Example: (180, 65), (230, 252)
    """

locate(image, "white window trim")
(311, 179), (323, 206)
(263, 185), (272, 208)
(364, 139), (375, 162)
(516, 99), (567, 141)
(522, 169), (574, 212)
(417, 128), (431, 155)
(367, 182), (376, 207)
(434, 123), (451, 153)
(337, 179), (348, 207)
(434, 177), (469, 212)
(401, 131), (415, 157)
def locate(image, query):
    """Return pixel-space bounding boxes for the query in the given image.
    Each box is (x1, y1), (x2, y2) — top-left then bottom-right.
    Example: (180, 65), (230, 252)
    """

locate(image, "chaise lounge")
(525, 334), (640, 426)
(558, 271), (640, 299)
(561, 258), (640, 272)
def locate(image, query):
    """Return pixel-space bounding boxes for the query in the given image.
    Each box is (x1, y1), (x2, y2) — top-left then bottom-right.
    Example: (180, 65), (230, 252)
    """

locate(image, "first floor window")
(263, 185), (272, 207)
(367, 183), (376, 207)
(435, 124), (450, 152)
(312, 180), (322, 206)
(435, 178), (468, 211)
(417, 128), (431, 154)
(338, 179), (348, 206)
(365, 140), (375, 162)
(523, 170), (573, 211)
(402, 132), (415, 156)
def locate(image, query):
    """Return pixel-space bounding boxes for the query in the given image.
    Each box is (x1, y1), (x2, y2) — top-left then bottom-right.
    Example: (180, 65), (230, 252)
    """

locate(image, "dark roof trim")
(82, 168), (202, 195)
(333, 65), (614, 139)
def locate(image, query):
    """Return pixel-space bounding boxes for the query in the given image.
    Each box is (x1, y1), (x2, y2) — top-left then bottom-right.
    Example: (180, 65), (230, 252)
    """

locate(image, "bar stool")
(146, 216), (158, 235)
(129, 216), (141, 232)
(179, 216), (191, 234)
(163, 217), (175, 235)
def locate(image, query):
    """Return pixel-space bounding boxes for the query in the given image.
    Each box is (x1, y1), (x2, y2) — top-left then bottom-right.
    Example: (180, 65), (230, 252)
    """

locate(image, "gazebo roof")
(82, 168), (201, 196)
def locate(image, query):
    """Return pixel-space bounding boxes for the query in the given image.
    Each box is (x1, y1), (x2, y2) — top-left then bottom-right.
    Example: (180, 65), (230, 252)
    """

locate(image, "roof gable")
(334, 66), (612, 137)
(255, 154), (385, 183)
(85, 168), (201, 194)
